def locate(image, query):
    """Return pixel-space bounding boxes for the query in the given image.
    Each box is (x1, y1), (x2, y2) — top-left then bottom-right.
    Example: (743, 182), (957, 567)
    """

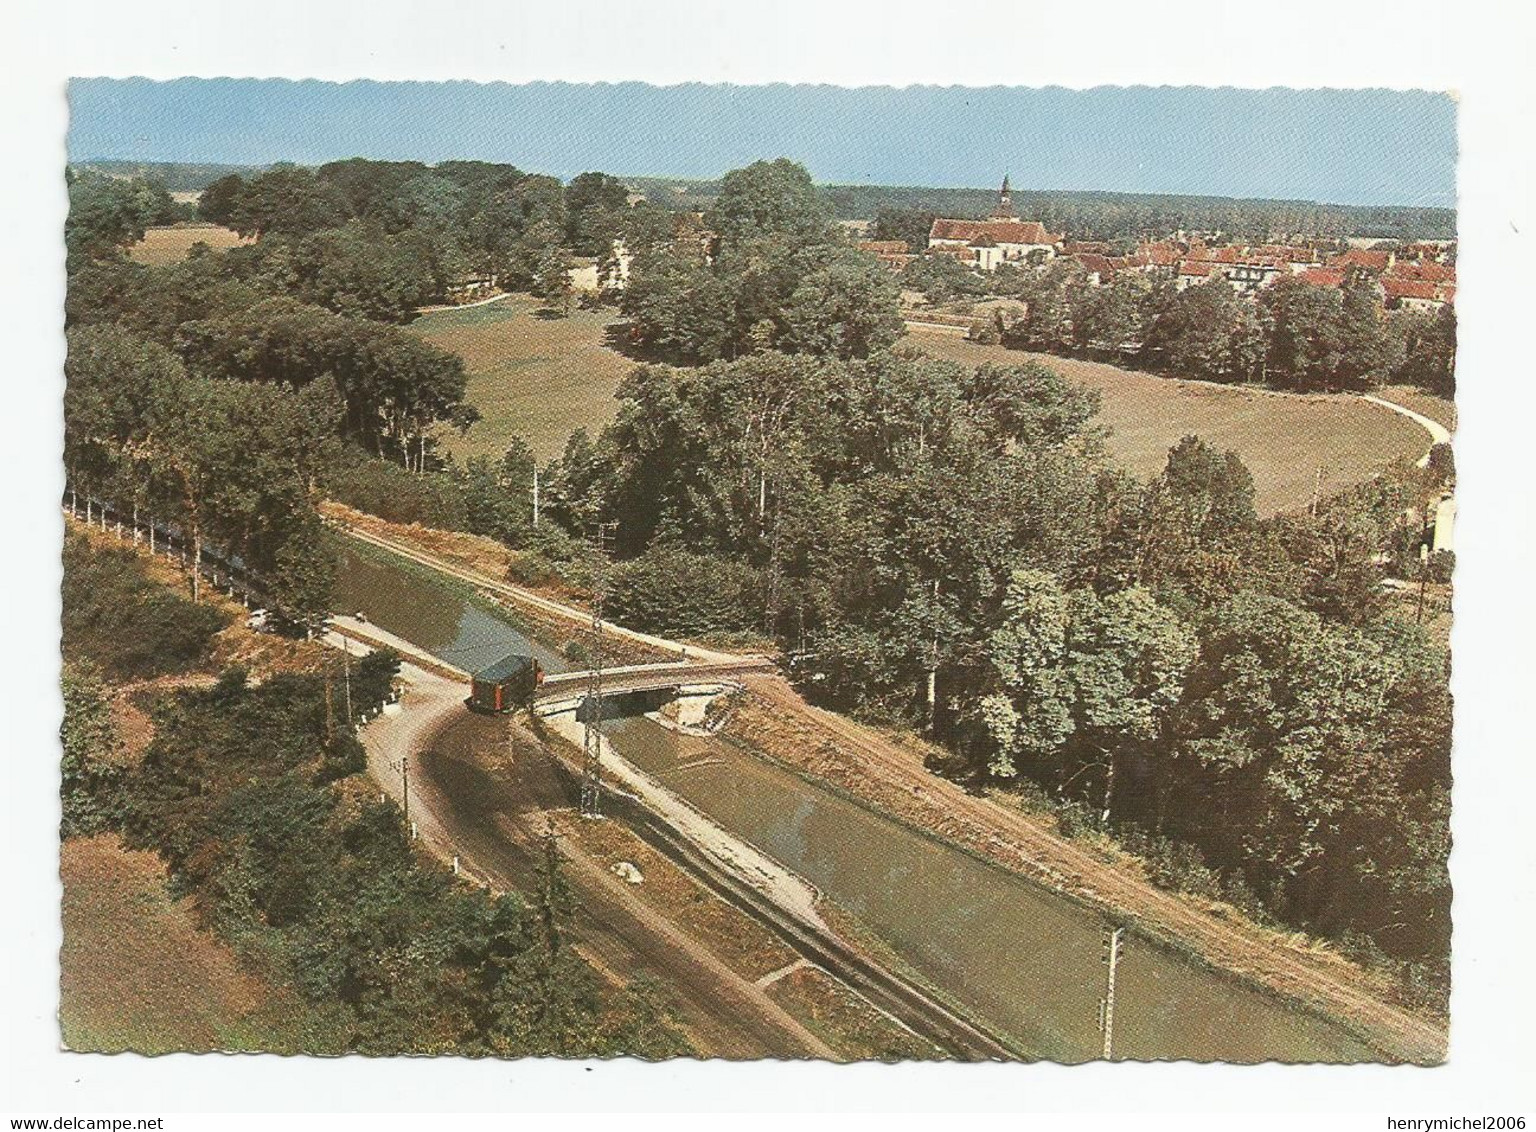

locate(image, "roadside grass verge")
(766, 964), (944, 1062)
(552, 810), (798, 984)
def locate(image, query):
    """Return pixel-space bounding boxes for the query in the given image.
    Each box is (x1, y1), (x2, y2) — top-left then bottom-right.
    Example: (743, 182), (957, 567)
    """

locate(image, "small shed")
(469, 652), (543, 713)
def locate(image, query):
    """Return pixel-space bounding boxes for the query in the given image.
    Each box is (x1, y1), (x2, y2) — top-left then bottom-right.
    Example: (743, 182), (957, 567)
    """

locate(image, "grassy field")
(129, 223), (251, 266)
(60, 834), (341, 1054)
(911, 333), (1433, 515)
(411, 296), (634, 462)
(411, 298), (1439, 515)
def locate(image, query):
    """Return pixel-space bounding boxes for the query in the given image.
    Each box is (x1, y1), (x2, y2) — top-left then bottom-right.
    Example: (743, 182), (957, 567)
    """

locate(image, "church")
(926, 176), (1063, 271)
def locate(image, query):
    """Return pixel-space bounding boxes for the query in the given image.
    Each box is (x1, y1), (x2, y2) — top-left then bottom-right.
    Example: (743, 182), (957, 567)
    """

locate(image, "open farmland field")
(129, 223), (251, 266)
(412, 296), (633, 462)
(419, 303), (1435, 515)
(911, 331), (1433, 515)
(60, 834), (337, 1054)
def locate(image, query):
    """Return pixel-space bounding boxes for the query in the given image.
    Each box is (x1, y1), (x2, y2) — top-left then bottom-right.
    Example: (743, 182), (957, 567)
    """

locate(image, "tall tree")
(781, 256), (904, 359)
(977, 570), (1195, 823)
(707, 158), (832, 254)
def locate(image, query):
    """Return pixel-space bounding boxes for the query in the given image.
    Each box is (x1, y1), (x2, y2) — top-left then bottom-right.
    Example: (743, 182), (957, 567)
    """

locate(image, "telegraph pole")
(1416, 508), (1433, 625)
(392, 754), (411, 827)
(1098, 925), (1126, 1060)
(532, 467), (541, 528)
(579, 522), (617, 818)
(342, 636), (353, 725)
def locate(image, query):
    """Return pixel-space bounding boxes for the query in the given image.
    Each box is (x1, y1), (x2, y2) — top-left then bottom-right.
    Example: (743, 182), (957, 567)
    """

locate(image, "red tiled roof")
(1383, 277), (1443, 301)
(1253, 244), (1319, 264)
(1132, 242), (1181, 266)
(1297, 268), (1346, 288)
(858, 239), (910, 255)
(927, 244), (976, 261)
(1179, 260), (1224, 278)
(1073, 253), (1116, 278)
(1387, 260), (1455, 283)
(929, 218), (1062, 246)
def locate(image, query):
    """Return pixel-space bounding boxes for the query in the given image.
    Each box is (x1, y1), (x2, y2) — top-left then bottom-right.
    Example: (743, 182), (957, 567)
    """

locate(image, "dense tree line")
(64, 323), (340, 622)
(946, 260), (1456, 397)
(619, 160), (904, 363)
(65, 170), (193, 266)
(623, 175), (1455, 242)
(190, 160), (636, 320)
(65, 171), (493, 619)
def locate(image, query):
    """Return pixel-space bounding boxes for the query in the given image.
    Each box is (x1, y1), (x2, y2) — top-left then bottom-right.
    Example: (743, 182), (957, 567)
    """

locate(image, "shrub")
(62, 535), (228, 679)
(1056, 802), (1092, 840)
(1121, 827), (1223, 899)
(1424, 549), (1455, 584)
(606, 544), (765, 638)
(968, 316), (1000, 345)
(324, 454), (469, 530)
(506, 552), (563, 589)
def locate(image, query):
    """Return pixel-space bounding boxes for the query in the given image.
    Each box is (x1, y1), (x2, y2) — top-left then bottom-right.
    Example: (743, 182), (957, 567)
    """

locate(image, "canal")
(332, 538), (1381, 1063)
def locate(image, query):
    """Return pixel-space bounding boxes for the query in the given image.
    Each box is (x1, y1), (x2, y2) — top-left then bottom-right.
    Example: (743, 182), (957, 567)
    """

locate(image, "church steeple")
(990, 173), (1015, 219)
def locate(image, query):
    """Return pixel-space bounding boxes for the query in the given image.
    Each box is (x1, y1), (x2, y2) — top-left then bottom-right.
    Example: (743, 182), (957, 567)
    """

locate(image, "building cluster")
(858, 177), (1457, 313)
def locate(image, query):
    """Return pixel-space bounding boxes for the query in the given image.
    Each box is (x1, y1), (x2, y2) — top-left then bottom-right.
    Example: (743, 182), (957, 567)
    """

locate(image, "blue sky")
(67, 79), (1456, 208)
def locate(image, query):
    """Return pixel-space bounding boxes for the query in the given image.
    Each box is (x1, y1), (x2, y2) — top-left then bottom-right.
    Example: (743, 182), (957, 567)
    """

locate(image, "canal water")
(332, 539), (1380, 1063)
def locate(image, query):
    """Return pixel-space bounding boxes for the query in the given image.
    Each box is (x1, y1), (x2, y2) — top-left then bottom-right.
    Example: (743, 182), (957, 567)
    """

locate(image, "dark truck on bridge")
(468, 652), (544, 713)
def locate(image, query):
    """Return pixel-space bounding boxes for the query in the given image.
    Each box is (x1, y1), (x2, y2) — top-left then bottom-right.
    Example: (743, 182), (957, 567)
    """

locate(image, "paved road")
(1362, 395), (1455, 553)
(1362, 394), (1453, 465)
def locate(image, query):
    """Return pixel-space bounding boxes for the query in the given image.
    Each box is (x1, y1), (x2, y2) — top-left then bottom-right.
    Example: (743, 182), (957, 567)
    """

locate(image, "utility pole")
(342, 636), (353, 725)
(1098, 925), (1125, 1060)
(580, 521), (617, 818)
(532, 467), (541, 528)
(926, 577), (941, 732)
(392, 754), (411, 827)
(1416, 508), (1433, 625)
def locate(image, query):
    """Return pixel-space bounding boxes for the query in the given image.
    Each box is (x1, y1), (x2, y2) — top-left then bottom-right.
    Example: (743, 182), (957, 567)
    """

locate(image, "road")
(412, 291), (514, 316)
(1362, 394), (1456, 553)
(327, 613), (1018, 1058)
(337, 640), (838, 1059)
(328, 521), (1446, 1063)
(1362, 393), (1453, 464)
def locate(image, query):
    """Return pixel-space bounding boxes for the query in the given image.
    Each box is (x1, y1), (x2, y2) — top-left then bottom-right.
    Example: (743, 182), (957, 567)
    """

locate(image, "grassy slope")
(911, 333), (1432, 516)
(411, 297), (634, 463)
(60, 835), (342, 1054)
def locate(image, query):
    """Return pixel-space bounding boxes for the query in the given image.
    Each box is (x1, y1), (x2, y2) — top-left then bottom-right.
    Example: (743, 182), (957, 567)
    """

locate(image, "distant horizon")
(68, 80), (1457, 210)
(70, 155), (1457, 214)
